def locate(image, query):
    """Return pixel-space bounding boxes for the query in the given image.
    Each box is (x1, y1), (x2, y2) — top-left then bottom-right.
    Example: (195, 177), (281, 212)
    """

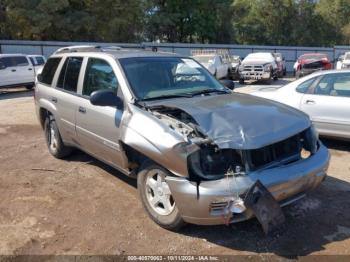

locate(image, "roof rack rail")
(54, 45), (122, 54)
(99, 46), (122, 51)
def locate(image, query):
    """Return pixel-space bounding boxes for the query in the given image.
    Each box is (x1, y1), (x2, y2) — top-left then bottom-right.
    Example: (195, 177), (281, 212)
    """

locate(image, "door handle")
(78, 106), (86, 114)
(305, 99), (315, 105)
(28, 68), (33, 71)
(11, 69), (16, 72)
(51, 97), (57, 103)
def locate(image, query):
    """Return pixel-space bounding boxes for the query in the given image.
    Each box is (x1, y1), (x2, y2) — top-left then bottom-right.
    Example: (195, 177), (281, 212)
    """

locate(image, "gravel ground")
(0, 86), (350, 258)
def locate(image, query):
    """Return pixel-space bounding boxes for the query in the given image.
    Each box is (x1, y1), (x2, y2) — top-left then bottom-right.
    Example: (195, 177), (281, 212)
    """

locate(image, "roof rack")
(54, 45), (122, 54)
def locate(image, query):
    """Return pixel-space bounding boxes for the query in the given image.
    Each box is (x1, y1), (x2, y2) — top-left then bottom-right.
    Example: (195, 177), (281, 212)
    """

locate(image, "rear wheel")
(44, 115), (72, 159)
(137, 162), (185, 231)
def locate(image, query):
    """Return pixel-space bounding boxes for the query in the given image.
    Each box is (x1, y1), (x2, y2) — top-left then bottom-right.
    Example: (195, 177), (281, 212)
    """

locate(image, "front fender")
(120, 105), (192, 177)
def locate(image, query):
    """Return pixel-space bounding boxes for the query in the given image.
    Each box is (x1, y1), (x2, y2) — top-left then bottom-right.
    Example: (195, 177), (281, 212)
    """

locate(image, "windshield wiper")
(140, 93), (193, 101)
(187, 89), (230, 97)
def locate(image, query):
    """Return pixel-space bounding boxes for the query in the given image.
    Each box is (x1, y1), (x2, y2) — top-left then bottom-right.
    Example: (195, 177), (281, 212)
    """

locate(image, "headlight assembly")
(264, 64), (272, 72)
(303, 125), (319, 154)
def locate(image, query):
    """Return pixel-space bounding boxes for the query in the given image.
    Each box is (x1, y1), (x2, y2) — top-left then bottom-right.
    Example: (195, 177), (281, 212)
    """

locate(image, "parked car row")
(0, 53), (46, 89)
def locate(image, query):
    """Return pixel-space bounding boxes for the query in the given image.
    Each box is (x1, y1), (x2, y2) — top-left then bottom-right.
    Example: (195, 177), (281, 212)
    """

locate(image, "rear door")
(53, 56), (85, 144)
(75, 57), (126, 168)
(300, 73), (350, 138)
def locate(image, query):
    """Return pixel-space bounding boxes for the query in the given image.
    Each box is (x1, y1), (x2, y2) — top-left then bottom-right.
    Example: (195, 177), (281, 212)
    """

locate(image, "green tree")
(145, 0), (233, 43)
(316, 0), (350, 45)
(1, 0), (143, 42)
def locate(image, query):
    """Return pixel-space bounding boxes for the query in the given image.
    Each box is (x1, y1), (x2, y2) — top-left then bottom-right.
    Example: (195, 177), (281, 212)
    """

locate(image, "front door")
(300, 72), (350, 138)
(75, 57), (125, 168)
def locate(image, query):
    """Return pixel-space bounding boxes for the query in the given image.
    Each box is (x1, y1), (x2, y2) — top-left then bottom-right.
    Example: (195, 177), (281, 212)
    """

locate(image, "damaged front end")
(146, 102), (329, 231)
(131, 93), (329, 232)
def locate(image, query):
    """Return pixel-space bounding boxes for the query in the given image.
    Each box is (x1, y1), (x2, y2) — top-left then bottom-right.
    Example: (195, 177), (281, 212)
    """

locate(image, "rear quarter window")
(39, 57), (62, 85)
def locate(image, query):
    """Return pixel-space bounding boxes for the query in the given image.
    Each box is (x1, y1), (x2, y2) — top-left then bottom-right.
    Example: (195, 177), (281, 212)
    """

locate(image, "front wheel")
(137, 162), (185, 231)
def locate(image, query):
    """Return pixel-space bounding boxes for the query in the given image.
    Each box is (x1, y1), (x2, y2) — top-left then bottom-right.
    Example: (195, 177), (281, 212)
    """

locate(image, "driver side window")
(314, 74), (334, 95)
(82, 58), (119, 96)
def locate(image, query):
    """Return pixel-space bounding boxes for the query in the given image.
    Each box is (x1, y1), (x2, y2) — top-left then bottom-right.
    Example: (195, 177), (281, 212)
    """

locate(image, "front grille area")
(243, 65), (263, 71)
(248, 133), (303, 170)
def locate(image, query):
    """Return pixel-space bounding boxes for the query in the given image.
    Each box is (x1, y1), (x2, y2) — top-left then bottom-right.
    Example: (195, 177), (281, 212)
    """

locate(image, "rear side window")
(83, 58), (118, 96)
(57, 57), (83, 93)
(296, 78), (315, 93)
(13, 56), (29, 66)
(40, 57), (62, 85)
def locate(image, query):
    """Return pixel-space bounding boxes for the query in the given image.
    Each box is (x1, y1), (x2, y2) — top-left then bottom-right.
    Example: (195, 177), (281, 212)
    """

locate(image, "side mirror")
(0, 62), (6, 70)
(90, 89), (123, 109)
(220, 79), (235, 90)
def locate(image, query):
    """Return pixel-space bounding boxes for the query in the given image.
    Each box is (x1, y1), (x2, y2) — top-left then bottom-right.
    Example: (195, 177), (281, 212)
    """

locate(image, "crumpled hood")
(149, 93), (311, 149)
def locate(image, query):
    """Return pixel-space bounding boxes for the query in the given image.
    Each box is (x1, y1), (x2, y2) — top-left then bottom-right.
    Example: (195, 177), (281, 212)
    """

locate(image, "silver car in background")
(251, 70), (350, 140)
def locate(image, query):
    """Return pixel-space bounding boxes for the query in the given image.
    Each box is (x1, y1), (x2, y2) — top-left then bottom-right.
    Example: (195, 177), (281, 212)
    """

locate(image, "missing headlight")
(188, 145), (245, 181)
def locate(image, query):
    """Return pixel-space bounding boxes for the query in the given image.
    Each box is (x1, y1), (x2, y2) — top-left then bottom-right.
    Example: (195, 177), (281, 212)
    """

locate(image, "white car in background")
(27, 55), (46, 75)
(0, 54), (36, 89)
(251, 70), (350, 140)
(192, 49), (230, 79)
(338, 52), (350, 70)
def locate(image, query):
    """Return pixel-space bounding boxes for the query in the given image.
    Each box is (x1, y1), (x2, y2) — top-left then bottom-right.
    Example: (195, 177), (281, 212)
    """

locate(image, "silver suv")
(35, 46), (329, 232)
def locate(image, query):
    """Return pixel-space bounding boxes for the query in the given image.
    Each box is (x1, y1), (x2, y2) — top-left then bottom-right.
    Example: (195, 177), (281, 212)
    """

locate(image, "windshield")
(119, 57), (225, 100)
(244, 53), (274, 62)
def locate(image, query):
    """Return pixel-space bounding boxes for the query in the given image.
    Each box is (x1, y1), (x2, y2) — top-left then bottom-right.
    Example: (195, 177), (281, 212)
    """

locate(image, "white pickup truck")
(238, 52), (278, 84)
(0, 54), (46, 89)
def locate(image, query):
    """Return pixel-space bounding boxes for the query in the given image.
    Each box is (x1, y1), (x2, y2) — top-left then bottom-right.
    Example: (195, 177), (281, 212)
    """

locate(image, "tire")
(25, 85), (34, 90)
(137, 161), (185, 231)
(273, 70), (278, 81)
(239, 78), (244, 84)
(44, 115), (72, 159)
(283, 68), (287, 76)
(213, 70), (217, 79)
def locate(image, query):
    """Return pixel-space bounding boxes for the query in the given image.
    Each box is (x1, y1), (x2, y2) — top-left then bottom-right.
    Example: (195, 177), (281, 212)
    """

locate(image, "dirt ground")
(0, 87), (350, 258)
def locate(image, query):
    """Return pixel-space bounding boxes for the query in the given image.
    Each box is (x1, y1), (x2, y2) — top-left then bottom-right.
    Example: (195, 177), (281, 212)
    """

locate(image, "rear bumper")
(239, 71), (271, 80)
(166, 143), (329, 225)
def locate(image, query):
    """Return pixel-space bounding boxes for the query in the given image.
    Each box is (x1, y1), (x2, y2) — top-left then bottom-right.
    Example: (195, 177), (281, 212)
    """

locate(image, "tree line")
(1, 0), (350, 47)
